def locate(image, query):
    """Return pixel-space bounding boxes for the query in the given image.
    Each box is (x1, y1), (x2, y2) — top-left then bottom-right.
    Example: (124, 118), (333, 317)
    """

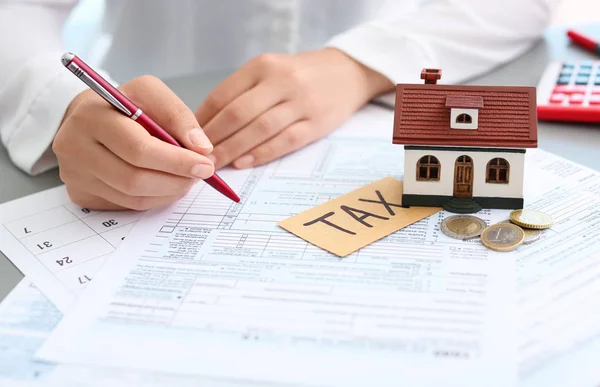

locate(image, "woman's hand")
(54, 76), (215, 210)
(196, 48), (393, 170)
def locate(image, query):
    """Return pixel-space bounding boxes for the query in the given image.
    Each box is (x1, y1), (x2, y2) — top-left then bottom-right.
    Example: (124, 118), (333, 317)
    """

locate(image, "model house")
(393, 69), (538, 213)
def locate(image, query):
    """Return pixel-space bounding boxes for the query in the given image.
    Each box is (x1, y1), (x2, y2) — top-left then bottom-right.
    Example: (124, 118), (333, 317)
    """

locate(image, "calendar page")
(0, 186), (140, 312)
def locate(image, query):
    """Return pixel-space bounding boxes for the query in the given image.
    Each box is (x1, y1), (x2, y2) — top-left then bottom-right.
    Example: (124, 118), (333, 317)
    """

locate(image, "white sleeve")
(326, 0), (560, 86)
(0, 0), (113, 176)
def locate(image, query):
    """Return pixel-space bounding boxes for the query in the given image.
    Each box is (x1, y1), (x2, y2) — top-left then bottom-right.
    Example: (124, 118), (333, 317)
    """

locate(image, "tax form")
(35, 106), (518, 387)
(3, 105), (600, 387)
(0, 278), (308, 387)
(517, 152), (600, 387)
(35, 149), (600, 387)
(0, 279), (60, 386)
(0, 186), (140, 312)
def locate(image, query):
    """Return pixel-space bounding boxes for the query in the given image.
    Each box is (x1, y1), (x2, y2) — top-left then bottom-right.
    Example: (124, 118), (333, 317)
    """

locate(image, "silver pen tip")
(61, 52), (75, 66)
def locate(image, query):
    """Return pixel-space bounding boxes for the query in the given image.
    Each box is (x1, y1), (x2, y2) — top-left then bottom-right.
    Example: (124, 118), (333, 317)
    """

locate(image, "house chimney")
(421, 68), (442, 84)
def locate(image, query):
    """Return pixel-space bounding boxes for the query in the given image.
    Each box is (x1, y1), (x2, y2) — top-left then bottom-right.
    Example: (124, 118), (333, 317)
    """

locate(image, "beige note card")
(278, 177), (442, 257)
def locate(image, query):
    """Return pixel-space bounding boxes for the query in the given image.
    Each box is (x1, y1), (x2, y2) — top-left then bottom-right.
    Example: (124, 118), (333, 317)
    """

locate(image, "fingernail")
(207, 154), (217, 164)
(188, 128), (213, 150)
(234, 155), (254, 169)
(191, 164), (214, 178)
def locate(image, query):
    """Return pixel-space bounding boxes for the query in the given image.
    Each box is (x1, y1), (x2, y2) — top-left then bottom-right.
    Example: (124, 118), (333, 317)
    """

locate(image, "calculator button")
(550, 93), (566, 103)
(554, 85), (587, 94)
(579, 61), (594, 69)
(569, 94), (585, 104)
(560, 69), (573, 76)
(553, 86), (569, 93)
(595, 77), (600, 85)
(591, 86), (600, 94)
(562, 63), (575, 69)
(577, 68), (592, 76)
(589, 95), (600, 104)
(557, 75), (572, 84)
(575, 76), (590, 85)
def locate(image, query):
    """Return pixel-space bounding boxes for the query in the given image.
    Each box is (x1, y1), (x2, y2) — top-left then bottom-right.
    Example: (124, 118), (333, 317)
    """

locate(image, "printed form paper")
(0, 228), (292, 387)
(0, 279), (61, 387)
(517, 151), (600, 387)
(0, 106), (599, 387)
(35, 149), (600, 387)
(35, 106), (517, 387)
(0, 279), (308, 387)
(0, 186), (141, 312)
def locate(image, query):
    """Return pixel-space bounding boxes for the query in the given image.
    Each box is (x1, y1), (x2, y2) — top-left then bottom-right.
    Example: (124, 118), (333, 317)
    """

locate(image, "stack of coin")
(482, 209), (552, 252)
(440, 209), (553, 252)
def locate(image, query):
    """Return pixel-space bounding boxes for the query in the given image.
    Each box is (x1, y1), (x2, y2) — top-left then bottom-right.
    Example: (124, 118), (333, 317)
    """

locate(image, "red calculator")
(536, 60), (600, 123)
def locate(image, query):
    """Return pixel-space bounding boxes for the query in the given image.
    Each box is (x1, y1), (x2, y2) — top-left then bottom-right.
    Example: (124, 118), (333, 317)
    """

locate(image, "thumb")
(119, 75), (213, 155)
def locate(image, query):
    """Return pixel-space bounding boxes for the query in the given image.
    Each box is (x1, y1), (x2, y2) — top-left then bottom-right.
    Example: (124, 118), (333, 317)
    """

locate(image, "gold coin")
(499, 220), (542, 244)
(481, 223), (525, 252)
(441, 215), (487, 240)
(510, 209), (553, 230)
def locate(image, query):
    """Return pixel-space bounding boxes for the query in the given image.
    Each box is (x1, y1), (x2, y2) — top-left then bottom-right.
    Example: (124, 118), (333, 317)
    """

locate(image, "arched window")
(456, 155), (472, 163)
(456, 113), (472, 124)
(417, 155), (440, 181)
(486, 158), (510, 184)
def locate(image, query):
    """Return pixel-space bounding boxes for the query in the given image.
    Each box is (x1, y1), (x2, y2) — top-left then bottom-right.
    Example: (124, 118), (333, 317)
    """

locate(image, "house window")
(417, 155), (440, 181)
(486, 158), (510, 184)
(446, 96), (482, 129)
(456, 113), (472, 124)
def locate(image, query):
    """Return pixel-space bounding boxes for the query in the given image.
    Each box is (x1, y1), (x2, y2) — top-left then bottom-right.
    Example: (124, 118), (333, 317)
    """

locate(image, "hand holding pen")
(55, 53), (239, 211)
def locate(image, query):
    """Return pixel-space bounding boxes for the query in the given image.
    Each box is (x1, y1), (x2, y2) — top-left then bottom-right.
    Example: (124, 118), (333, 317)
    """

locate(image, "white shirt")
(0, 0), (559, 175)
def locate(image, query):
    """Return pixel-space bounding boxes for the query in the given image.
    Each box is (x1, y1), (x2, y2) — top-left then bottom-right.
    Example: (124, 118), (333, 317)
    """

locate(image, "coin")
(441, 215), (487, 240)
(510, 209), (553, 230)
(481, 223), (525, 252)
(499, 220), (542, 244)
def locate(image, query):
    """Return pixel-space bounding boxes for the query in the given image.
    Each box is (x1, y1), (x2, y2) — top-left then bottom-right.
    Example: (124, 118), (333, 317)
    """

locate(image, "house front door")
(453, 155), (473, 198)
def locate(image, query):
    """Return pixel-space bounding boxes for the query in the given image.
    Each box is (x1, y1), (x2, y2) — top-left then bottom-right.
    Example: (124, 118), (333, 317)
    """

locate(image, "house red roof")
(445, 95), (484, 109)
(392, 84), (537, 148)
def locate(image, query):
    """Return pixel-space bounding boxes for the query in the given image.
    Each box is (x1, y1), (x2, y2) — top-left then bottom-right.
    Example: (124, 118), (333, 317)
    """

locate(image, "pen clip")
(66, 61), (132, 116)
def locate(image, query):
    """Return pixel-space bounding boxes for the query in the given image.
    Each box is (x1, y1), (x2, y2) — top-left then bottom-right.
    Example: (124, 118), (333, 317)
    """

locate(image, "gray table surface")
(2, 24), (600, 301)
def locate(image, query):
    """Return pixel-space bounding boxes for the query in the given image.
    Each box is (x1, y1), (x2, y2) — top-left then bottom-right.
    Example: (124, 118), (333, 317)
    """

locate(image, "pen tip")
(203, 174), (241, 203)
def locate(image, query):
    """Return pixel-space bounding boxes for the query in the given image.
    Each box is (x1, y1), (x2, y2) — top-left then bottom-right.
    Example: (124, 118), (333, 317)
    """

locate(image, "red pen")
(567, 29), (600, 56)
(61, 52), (240, 203)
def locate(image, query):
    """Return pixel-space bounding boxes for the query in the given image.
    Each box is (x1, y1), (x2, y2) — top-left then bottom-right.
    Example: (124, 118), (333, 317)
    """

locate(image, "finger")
(90, 113), (214, 180)
(67, 140), (196, 197)
(119, 75), (213, 155)
(66, 187), (128, 211)
(210, 102), (300, 169)
(68, 177), (184, 211)
(195, 62), (259, 127)
(202, 79), (289, 145)
(233, 120), (317, 169)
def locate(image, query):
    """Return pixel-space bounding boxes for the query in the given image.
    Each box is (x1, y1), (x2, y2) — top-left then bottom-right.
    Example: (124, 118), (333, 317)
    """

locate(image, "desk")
(2, 25), (600, 301)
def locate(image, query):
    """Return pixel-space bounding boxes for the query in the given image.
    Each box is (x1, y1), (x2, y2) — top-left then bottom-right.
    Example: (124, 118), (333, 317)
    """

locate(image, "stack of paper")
(1, 105), (600, 387)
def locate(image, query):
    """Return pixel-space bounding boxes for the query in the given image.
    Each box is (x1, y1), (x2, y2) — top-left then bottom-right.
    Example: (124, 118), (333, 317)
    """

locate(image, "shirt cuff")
(9, 64), (87, 175)
(2, 55), (115, 176)
(325, 23), (435, 86)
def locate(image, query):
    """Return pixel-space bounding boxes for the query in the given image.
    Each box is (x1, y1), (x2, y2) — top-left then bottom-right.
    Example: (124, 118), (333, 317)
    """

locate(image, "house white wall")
(403, 148), (525, 198)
